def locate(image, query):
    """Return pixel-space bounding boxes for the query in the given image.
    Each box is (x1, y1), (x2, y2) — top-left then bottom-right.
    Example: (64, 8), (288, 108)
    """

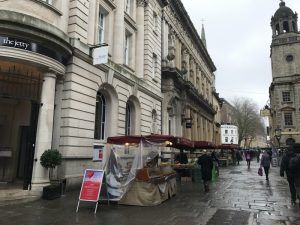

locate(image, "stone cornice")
(168, 0), (216, 72)
(162, 66), (216, 115)
(0, 46), (65, 75)
(0, 10), (72, 56)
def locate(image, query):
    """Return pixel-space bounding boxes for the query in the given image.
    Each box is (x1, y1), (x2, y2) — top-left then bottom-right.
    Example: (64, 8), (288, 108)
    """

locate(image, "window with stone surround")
(152, 53), (158, 78)
(125, 0), (133, 16)
(284, 112), (293, 126)
(124, 31), (132, 66)
(125, 102), (131, 135)
(153, 11), (158, 34)
(282, 91), (291, 102)
(98, 11), (106, 44)
(94, 92), (106, 140)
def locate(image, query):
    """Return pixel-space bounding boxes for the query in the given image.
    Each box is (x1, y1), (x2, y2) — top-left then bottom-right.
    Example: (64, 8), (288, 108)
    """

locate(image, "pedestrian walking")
(245, 150), (251, 169)
(197, 150), (213, 192)
(280, 146), (300, 206)
(256, 149), (261, 163)
(236, 150), (242, 165)
(260, 150), (271, 181)
(211, 150), (219, 176)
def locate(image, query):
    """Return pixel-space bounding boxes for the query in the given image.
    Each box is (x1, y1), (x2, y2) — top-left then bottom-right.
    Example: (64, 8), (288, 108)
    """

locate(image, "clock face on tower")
(286, 54), (294, 62)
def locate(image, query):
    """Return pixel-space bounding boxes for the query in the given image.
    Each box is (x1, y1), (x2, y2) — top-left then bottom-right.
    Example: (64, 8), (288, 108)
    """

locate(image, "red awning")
(172, 137), (194, 149)
(107, 135), (143, 144)
(194, 141), (215, 149)
(107, 135), (175, 145)
(106, 135), (194, 149)
(217, 144), (239, 149)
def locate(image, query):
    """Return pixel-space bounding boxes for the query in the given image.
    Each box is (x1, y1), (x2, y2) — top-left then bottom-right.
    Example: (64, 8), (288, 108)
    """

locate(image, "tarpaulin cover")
(105, 137), (170, 201)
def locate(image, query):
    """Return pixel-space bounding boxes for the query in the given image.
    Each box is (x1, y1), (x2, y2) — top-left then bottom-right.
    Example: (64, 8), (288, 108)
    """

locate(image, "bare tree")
(231, 97), (265, 146)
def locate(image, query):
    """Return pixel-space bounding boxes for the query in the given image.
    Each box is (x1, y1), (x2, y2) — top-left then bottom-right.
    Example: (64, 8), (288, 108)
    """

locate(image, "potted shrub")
(40, 149), (63, 200)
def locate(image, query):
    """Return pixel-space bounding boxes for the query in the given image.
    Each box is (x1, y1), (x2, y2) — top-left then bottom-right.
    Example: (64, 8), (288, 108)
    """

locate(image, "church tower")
(270, 1), (300, 146)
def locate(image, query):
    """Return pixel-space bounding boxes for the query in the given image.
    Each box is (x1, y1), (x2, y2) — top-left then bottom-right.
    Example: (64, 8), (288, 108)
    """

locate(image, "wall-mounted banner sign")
(1, 36), (31, 50)
(0, 36), (69, 65)
(92, 46), (108, 65)
(93, 144), (105, 162)
(76, 169), (104, 214)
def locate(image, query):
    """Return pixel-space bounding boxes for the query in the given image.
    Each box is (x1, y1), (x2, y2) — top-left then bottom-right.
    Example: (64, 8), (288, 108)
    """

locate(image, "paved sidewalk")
(0, 161), (299, 225)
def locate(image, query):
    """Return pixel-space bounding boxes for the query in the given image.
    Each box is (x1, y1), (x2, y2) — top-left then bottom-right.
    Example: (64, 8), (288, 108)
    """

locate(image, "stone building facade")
(269, 1), (300, 147)
(161, 0), (217, 143)
(220, 99), (234, 125)
(0, 0), (167, 190)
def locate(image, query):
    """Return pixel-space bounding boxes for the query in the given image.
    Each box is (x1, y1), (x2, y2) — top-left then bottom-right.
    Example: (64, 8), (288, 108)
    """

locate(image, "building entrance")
(0, 61), (41, 189)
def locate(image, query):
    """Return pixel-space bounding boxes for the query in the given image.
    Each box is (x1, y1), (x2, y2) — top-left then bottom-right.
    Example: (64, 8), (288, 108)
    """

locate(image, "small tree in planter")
(40, 149), (63, 200)
(40, 149), (62, 181)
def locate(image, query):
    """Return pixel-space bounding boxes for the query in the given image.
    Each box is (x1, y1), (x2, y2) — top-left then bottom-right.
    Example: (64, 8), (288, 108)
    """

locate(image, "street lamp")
(275, 128), (282, 148)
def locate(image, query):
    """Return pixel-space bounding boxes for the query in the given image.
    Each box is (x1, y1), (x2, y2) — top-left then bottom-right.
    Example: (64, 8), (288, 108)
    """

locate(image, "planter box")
(42, 183), (61, 200)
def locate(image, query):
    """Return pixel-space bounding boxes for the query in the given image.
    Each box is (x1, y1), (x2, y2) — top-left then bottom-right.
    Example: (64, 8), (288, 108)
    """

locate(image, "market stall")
(215, 144), (239, 166)
(105, 135), (177, 206)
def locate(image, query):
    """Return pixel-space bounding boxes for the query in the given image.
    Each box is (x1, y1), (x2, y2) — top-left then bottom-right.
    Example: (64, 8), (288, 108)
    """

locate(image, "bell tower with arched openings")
(269, 1), (300, 147)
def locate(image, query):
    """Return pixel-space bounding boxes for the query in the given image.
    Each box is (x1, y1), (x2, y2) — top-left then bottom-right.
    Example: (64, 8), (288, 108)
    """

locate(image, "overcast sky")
(181, 0), (300, 109)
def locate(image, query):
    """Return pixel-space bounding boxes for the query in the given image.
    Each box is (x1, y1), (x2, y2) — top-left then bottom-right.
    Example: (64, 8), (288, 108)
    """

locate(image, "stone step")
(0, 189), (42, 206)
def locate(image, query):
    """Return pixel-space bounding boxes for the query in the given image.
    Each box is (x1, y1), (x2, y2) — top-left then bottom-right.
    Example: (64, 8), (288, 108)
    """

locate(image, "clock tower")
(270, 1), (300, 147)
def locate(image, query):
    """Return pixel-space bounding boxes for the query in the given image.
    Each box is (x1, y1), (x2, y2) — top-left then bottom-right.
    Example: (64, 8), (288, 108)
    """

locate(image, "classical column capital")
(137, 0), (148, 7)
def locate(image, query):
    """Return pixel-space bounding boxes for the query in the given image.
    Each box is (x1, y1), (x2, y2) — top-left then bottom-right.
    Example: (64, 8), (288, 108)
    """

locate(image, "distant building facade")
(220, 124), (238, 145)
(220, 99), (234, 125)
(269, 1), (300, 147)
(161, 0), (217, 143)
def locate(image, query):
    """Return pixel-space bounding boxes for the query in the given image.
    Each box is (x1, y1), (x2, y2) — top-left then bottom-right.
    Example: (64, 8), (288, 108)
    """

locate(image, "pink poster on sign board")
(79, 169), (104, 202)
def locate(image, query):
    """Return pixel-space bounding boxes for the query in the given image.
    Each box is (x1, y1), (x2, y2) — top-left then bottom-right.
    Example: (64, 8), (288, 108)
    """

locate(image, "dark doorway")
(286, 138), (295, 146)
(22, 101), (39, 190)
(17, 126), (29, 179)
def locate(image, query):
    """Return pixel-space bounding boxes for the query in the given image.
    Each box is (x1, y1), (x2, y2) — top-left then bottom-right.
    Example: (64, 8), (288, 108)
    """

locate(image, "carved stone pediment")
(137, 0), (148, 7)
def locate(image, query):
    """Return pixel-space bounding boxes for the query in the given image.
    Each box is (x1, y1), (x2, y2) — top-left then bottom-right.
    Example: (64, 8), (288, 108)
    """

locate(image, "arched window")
(125, 102), (131, 135)
(151, 110), (158, 134)
(283, 21), (289, 33)
(292, 21), (296, 32)
(94, 92), (106, 140)
(276, 24), (280, 35)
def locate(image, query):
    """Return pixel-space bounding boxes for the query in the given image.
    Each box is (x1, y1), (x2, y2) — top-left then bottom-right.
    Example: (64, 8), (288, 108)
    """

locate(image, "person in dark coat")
(174, 150), (189, 180)
(245, 150), (251, 169)
(236, 150), (242, 165)
(280, 146), (300, 206)
(197, 150), (213, 192)
(260, 150), (271, 181)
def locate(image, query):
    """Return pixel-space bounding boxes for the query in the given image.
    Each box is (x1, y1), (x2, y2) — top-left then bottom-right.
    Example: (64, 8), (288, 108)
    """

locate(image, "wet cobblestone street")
(0, 161), (299, 225)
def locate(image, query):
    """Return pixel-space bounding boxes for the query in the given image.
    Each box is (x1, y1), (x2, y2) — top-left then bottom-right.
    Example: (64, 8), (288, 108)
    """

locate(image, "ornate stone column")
(31, 71), (57, 188)
(113, 0), (125, 64)
(135, 0), (147, 78)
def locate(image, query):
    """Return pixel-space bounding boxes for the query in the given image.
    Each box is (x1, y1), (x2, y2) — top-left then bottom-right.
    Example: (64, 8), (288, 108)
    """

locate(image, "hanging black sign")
(186, 122), (192, 128)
